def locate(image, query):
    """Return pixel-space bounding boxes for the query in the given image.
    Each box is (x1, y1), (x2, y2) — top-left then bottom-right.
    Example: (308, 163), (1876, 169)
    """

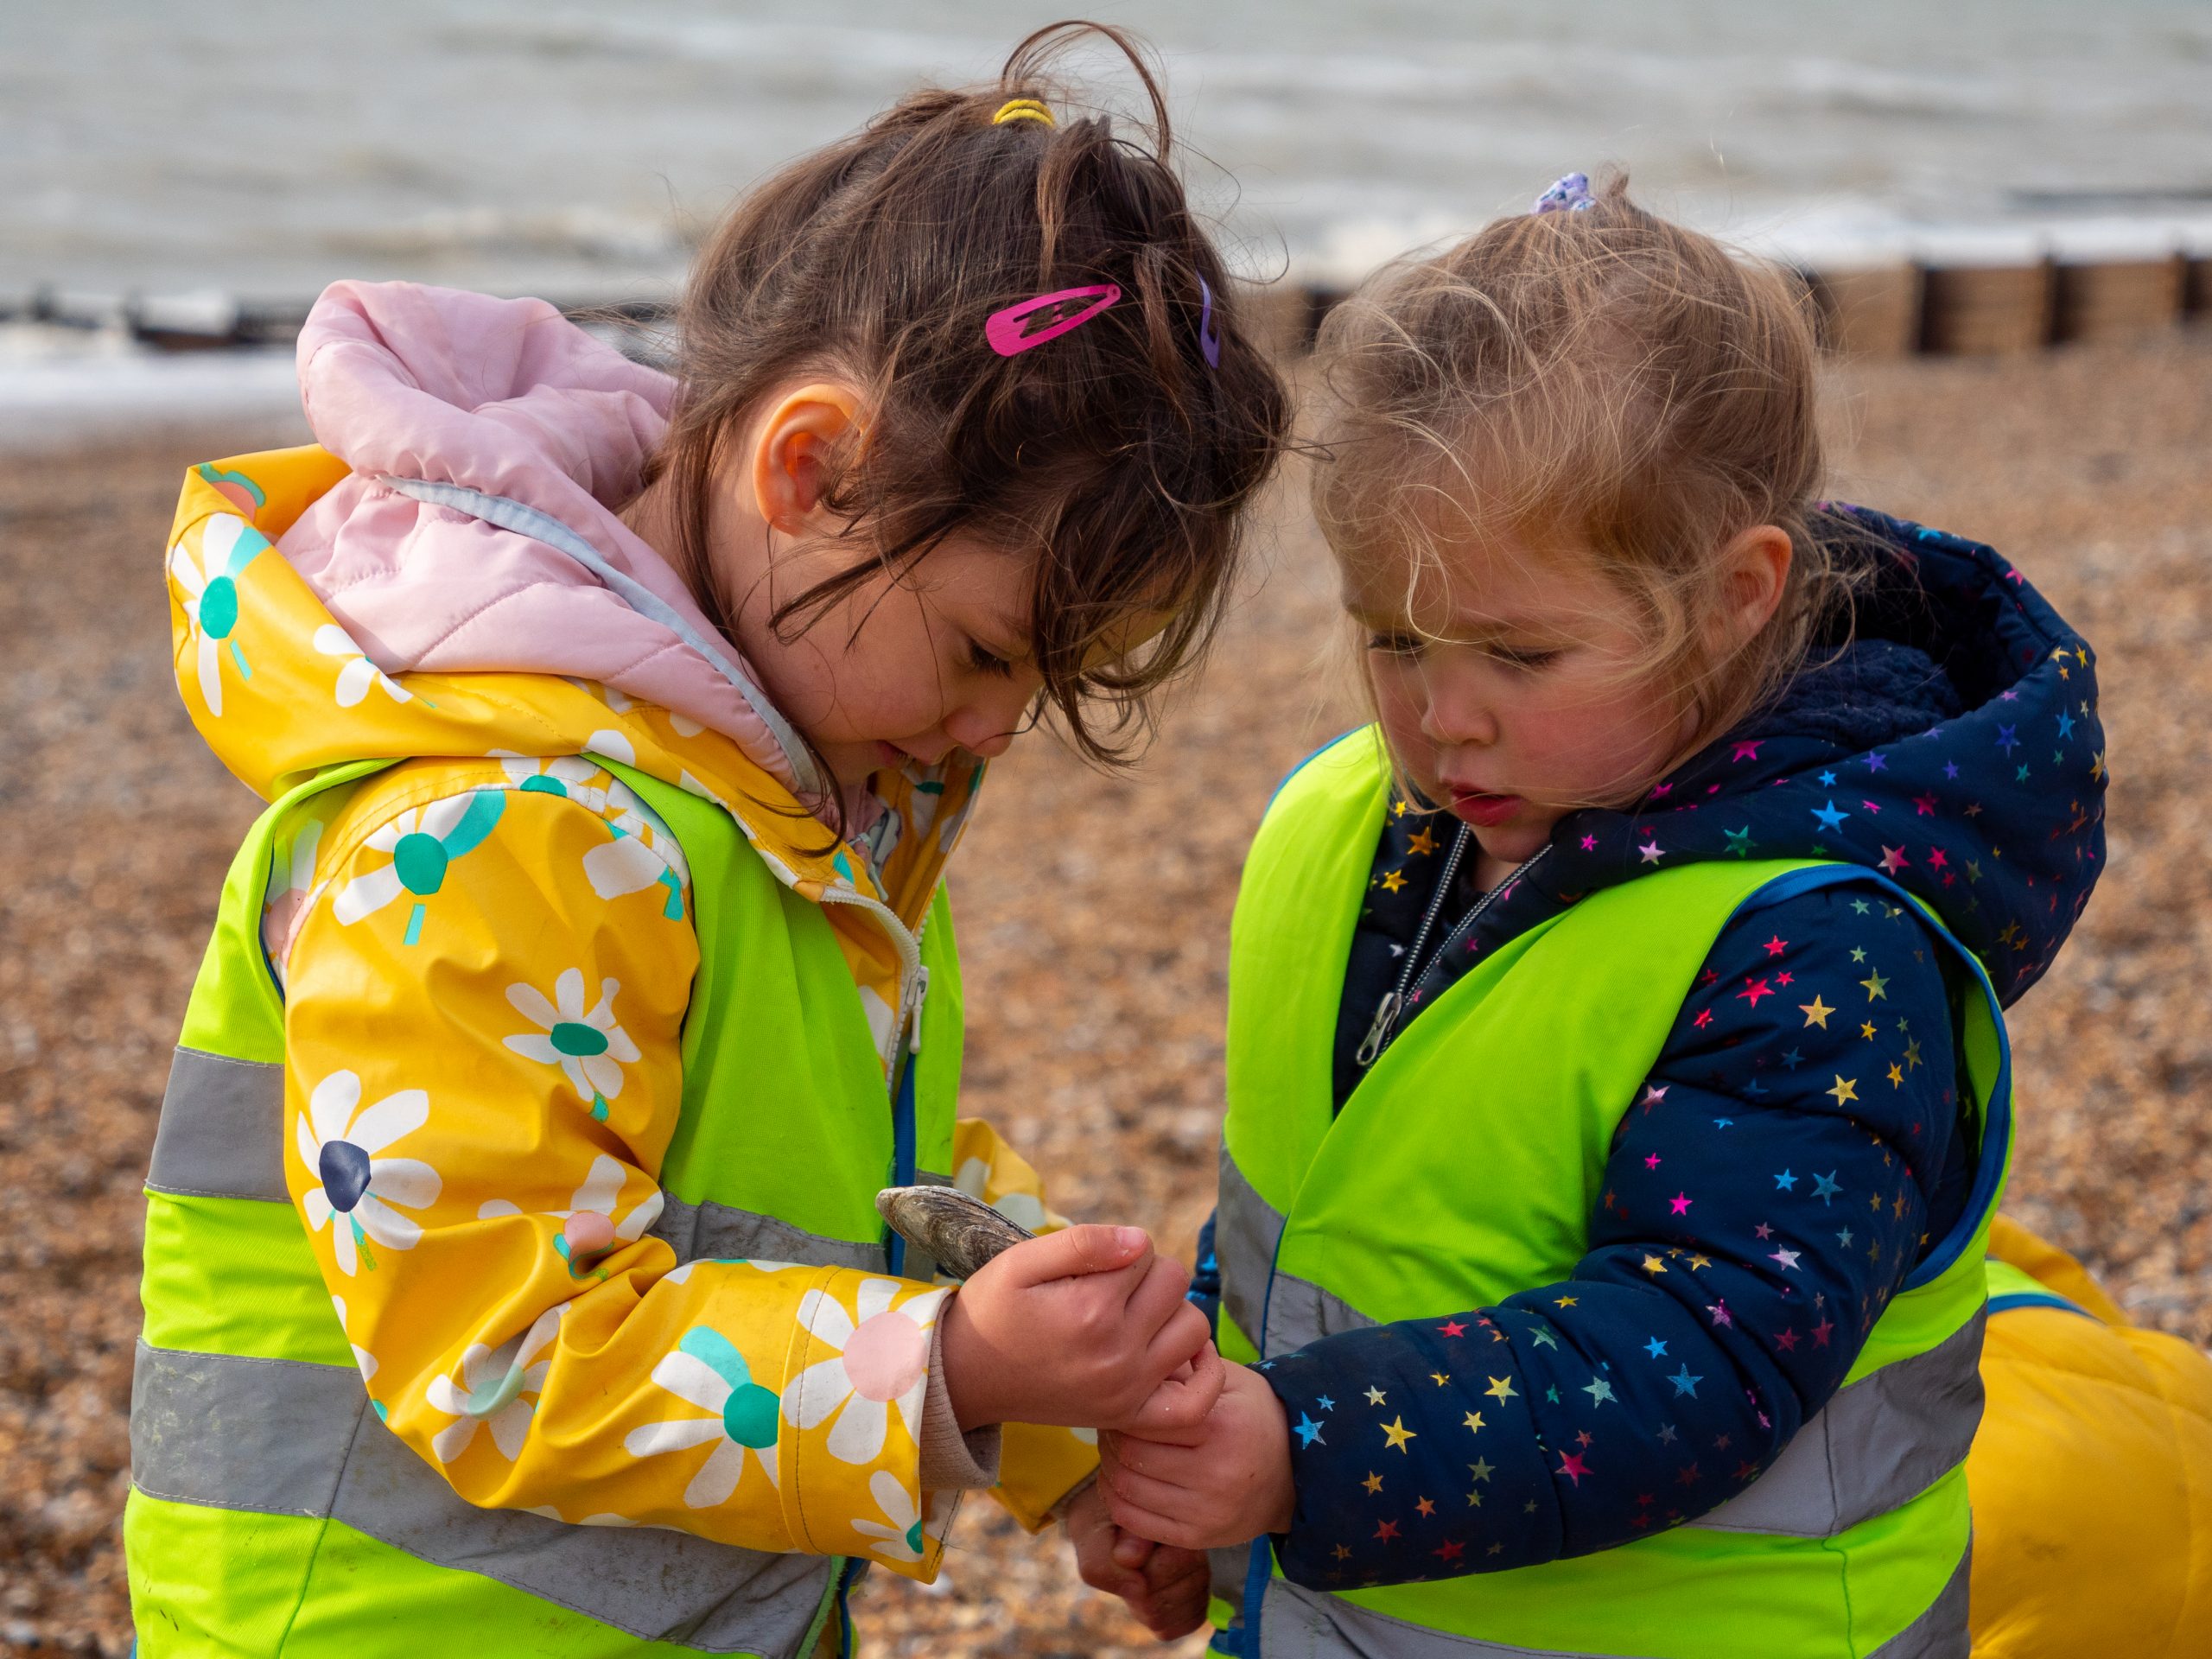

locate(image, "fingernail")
(1115, 1226), (1147, 1251)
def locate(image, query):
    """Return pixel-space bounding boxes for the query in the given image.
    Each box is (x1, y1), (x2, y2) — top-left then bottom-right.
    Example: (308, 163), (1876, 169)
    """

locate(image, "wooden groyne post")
(1263, 252), (2211, 361)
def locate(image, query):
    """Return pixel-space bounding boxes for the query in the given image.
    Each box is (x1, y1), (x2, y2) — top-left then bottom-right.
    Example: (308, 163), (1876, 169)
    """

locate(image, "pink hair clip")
(985, 283), (1120, 357)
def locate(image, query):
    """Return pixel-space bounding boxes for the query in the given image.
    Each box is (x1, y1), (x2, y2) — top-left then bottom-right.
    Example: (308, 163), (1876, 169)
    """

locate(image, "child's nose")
(1422, 683), (1499, 747)
(943, 696), (1024, 759)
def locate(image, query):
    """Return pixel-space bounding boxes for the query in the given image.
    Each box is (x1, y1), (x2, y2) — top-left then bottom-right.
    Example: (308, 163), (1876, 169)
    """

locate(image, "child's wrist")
(939, 1290), (1004, 1431)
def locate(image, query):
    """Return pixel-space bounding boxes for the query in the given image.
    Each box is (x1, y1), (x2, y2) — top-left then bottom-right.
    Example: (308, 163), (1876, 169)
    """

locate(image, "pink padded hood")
(276, 280), (810, 792)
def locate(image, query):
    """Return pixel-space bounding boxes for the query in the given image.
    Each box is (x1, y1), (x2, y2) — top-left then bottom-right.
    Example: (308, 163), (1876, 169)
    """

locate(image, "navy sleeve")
(1255, 885), (1967, 1589)
(1191, 1210), (1223, 1334)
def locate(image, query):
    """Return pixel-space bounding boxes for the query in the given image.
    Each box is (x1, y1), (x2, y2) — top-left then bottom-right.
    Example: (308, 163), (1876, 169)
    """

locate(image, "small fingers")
(1102, 1486), (1205, 1554)
(1110, 1530), (1155, 1572)
(1122, 1252), (1195, 1337)
(1101, 1457), (1200, 1522)
(1138, 1300), (1216, 1383)
(1005, 1224), (1152, 1287)
(1106, 1433), (1203, 1484)
(1122, 1341), (1225, 1435)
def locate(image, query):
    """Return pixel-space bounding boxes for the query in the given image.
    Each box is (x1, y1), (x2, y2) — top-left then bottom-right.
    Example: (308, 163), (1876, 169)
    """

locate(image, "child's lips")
(1448, 790), (1522, 828)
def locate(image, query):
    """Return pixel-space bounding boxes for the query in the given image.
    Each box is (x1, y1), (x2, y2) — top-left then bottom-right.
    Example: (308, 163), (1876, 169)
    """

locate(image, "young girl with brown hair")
(1096, 173), (2204, 1657)
(131, 23), (1282, 1655)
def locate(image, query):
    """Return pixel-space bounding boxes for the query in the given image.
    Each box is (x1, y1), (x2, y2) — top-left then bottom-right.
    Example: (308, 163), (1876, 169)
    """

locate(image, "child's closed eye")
(1486, 643), (1564, 671)
(1365, 630), (1427, 658)
(966, 638), (1016, 677)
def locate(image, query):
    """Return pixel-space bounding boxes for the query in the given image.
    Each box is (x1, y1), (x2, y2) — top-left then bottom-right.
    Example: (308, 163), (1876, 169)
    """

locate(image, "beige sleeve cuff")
(918, 1304), (1002, 1491)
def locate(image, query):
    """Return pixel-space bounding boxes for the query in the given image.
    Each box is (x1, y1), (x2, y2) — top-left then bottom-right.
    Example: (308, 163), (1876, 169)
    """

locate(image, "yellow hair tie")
(991, 98), (1055, 128)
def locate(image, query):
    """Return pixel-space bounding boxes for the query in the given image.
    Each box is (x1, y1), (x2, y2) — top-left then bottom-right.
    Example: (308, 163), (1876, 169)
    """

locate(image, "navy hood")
(1543, 509), (2105, 1005)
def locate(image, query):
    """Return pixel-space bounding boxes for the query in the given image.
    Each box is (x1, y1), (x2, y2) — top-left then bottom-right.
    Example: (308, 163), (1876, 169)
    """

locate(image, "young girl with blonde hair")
(130, 23), (1283, 1655)
(1096, 172), (2212, 1657)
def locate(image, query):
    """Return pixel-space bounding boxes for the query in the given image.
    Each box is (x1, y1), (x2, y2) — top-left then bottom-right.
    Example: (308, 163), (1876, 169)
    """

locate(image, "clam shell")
(876, 1185), (1033, 1280)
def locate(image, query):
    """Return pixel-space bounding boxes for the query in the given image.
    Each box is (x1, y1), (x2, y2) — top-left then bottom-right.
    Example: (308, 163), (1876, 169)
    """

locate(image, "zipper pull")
(1353, 990), (1401, 1069)
(907, 965), (931, 1055)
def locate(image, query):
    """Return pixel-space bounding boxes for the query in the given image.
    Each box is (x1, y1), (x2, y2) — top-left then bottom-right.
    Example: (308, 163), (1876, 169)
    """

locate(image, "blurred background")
(7, 0), (2212, 442)
(3, 4), (2209, 1655)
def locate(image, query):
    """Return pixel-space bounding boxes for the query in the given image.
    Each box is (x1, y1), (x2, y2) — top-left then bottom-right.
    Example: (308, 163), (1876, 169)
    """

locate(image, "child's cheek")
(1369, 662), (1430, 768)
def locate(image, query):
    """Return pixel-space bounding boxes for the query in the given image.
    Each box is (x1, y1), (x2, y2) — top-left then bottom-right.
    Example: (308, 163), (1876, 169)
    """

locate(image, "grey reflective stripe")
(1258, 1575), (1611, 1657)
(132, 1342), (835, 1656)
(146, 1045), (900, 1282)
(1869, 1538), (1972, 1659)
(1694, 1308), (1986, 1540)
(1217, 1146), (1282, 1344)
(650, 1192), (887, 1273)
(1209, 1545), (1251, 1616)
(1217, 1150), (1380, 1355)
(1249, 1540), (1969, 1659)
(1247, 1254), (1986, 1543)
(148, 1046), (287, 1202)
(1262, 1269), (1376, 1356)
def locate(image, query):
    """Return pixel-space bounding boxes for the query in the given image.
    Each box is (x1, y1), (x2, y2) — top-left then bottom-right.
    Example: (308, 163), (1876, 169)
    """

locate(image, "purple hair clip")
(1531, 171), (1595, 215)
(1198, 276), (1221, 368)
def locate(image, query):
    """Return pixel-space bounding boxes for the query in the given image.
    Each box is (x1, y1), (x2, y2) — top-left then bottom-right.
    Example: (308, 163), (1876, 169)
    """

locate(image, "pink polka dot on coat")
(842, 1310), (927, 1401)
(564, 1211), (616, 1255)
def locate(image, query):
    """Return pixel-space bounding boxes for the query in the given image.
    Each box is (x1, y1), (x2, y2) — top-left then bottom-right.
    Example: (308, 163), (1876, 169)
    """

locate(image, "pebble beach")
(2, 327), (2209, 1655)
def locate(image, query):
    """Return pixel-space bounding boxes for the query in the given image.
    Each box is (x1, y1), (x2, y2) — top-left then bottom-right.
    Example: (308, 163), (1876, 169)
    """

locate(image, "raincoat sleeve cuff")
(918, 1310), (1002, 1490)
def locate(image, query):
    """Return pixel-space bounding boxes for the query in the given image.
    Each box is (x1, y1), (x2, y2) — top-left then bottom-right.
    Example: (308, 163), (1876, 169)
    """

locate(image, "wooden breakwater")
(1253, 253), (2212, 360)
(5, 255), (2209, 362)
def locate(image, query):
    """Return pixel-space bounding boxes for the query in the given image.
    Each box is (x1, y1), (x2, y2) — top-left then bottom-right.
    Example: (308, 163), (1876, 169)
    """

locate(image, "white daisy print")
(332, 791), (506, 945)
(492, 753), (607, 810)
(952, 1157), (1051, 1232)
(551, 1154), (663, 1275)
(851, 1470), (951, 1564)
(312, 624), (412, 709)
(626, 1327), (781, 1507)
(331, 1294), (378, 1381)
(426, 1307), (563, 1464)
(296, 1070), (441, 1276)
(168, 512), (270, 715)
(781, 1280), (944, 1466)
(504, 969), (640, 1119)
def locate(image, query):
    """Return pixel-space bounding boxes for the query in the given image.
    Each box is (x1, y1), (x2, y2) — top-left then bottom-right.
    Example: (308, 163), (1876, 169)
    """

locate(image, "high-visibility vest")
(127, 758), (964, 1656)
(1211, 730), (2011, 1659)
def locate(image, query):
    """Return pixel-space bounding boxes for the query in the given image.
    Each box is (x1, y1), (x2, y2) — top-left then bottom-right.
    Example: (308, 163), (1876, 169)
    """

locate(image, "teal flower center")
(520, 775), (568, 796)
(550, 1020), (608, 1058)
(392, 832), (448, 895)
(905, 1519), (925, 1554)
(721, 1381), (779, 1449)
(200, 575), (239, 639)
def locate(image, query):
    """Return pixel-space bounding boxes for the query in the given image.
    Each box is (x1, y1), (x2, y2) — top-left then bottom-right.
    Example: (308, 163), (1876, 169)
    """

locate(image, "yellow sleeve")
(949, 1117), (1103, 1528)
(282, 763), (958, 1580)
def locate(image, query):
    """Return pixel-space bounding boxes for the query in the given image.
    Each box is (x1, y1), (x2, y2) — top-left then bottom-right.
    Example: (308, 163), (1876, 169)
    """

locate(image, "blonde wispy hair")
(1308, 170), (1872, 800)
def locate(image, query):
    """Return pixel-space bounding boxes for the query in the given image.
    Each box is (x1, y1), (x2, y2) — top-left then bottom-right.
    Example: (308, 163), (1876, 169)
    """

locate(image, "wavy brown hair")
(648, 21), (1288, 798)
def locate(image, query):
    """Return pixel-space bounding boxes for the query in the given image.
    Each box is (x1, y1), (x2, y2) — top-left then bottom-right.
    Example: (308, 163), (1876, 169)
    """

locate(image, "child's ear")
(748, 383), (864, 533)
(1716, 523), (1793, 650)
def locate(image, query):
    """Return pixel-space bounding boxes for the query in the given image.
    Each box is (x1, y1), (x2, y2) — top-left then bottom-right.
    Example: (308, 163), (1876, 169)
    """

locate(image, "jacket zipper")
(814, 886), (926, 1075)
(1354, 837), (1549, 1070)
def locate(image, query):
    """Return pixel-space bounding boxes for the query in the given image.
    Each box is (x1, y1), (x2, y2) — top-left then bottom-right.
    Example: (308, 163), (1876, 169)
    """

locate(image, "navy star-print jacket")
(1194, 510), (2105, 1587)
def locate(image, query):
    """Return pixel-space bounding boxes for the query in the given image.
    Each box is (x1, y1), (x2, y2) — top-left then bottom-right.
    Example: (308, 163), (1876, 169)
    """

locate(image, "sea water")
(4, 0), (2209, 438)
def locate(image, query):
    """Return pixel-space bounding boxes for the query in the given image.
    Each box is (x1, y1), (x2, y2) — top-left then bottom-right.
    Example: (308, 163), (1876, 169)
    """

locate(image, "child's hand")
(1064, 1479), (1212, 1640)
(940, 1224), (1223, 1432)
(1100, 1363), (1295, 1550)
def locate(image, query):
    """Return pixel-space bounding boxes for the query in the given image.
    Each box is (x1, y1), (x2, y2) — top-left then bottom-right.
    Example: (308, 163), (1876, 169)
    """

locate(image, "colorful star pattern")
(1217, 508), (2105, 1593)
